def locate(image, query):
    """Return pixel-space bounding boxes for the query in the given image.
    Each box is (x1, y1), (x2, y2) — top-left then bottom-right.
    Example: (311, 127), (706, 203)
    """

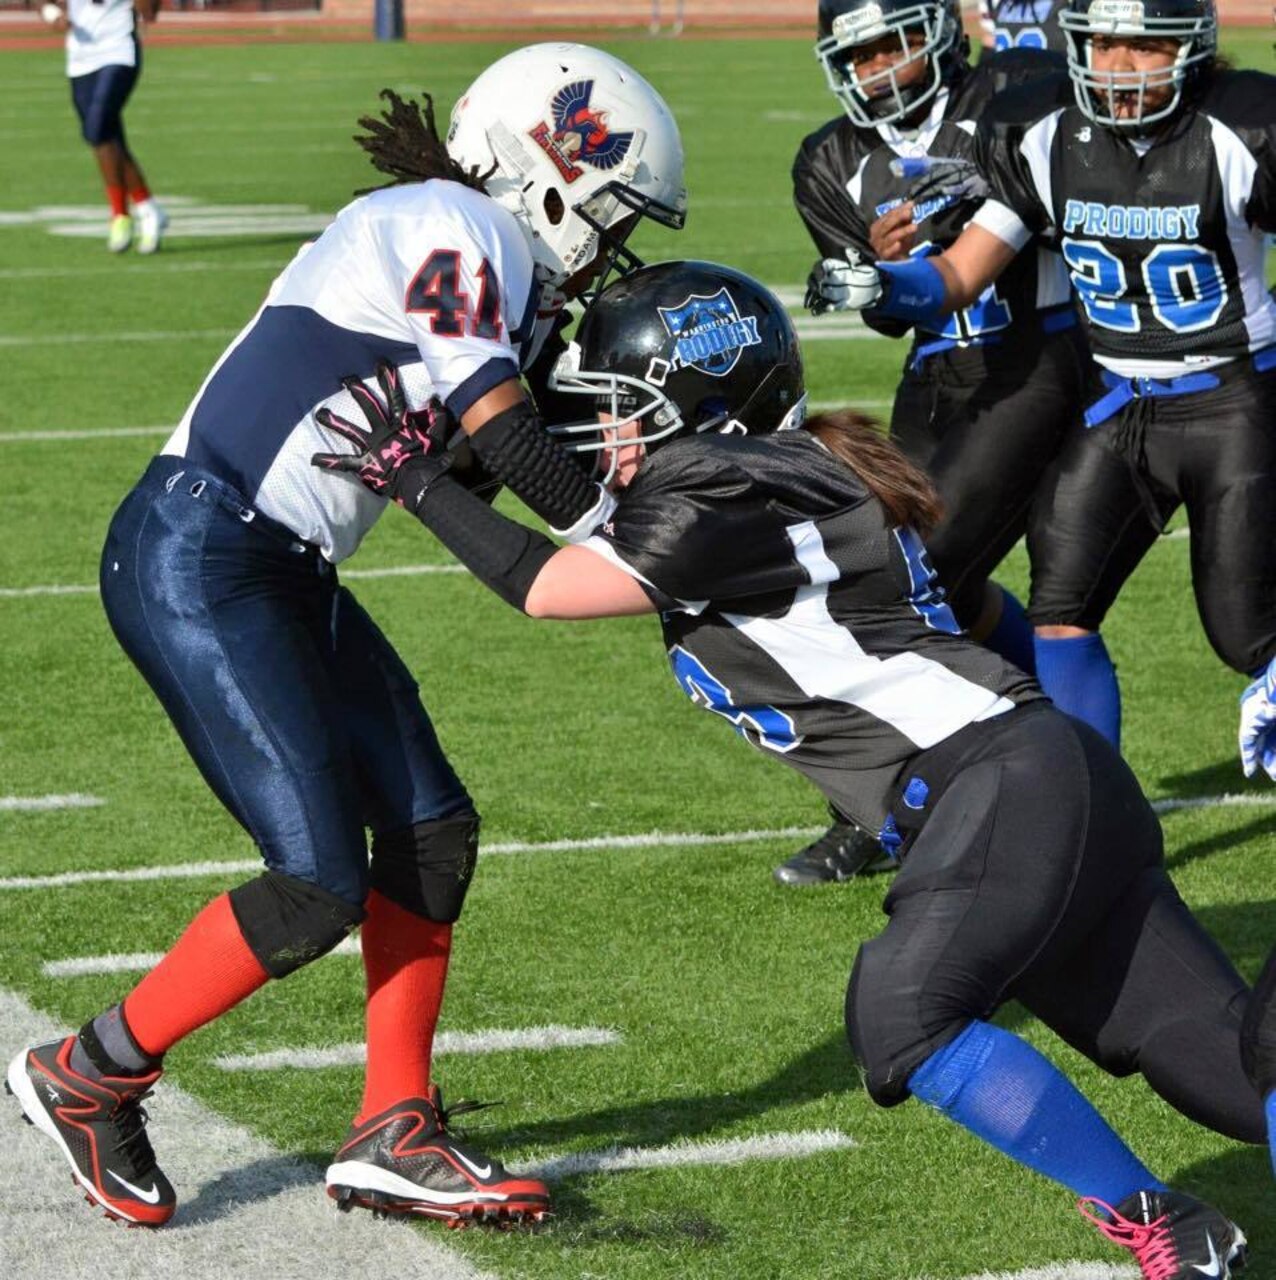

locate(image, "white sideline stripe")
(42, 935), (361, 979)
(0, 794), (103, 812)
(0, 988), (491, 1280)
(951, 1266), (1136, 1280)
(0, 827), (823, 891)
(213, 1026), (622, 1072)
(0, 564), (465, 598)
(517, 1129), (856, 1181)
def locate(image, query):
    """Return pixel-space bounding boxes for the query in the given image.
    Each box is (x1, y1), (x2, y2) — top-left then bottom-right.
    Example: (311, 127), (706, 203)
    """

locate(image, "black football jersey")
(979, 0), (1069, 56)
(976, 69), (1276, 367)
(586, 431), (1043, 831)
(793, 49), (1071, 343)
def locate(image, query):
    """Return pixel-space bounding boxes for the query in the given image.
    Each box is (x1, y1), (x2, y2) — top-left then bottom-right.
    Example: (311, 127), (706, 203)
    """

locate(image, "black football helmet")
(816, 0), (968, 129)
(1059, 0), (1217, 130)
(545, 261), (806, 474)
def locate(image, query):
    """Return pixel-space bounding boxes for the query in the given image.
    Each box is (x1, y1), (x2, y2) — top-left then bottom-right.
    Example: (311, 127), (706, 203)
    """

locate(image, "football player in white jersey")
(43, 0), (166, 252)
(6, 43), (685, 1230)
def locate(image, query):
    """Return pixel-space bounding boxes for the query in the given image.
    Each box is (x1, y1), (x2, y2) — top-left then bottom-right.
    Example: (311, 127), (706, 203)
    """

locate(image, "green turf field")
(1, 28), (1274, 1280)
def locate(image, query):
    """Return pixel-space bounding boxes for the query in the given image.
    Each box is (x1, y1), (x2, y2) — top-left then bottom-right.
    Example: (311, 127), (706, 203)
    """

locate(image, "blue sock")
(909, 1021), (1166, 1205)
(1033, 631), (1121, 748)
(1267, 1092), (1276, 1179)
(983, 588), (1036, 676)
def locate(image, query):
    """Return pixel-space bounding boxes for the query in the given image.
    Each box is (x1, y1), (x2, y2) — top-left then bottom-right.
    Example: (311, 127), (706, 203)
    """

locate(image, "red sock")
(358, 890), (452, 1122)
(123, 893), (270, 1057)
(128, 184), (150, 206)
(106, 185), (127, 217)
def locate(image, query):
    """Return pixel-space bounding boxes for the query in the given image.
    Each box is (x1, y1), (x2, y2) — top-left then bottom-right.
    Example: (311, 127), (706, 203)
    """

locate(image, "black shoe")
(326, 1086), (550, 1227)
(6, 1035), (175, 1226)
(1082, 1189), (1247, 1279)
(773, 819), (892, 886)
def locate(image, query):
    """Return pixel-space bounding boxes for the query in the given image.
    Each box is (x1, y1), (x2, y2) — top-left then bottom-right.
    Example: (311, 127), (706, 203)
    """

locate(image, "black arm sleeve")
(412, 472), (559, 613)
(466, 400), (601, 532)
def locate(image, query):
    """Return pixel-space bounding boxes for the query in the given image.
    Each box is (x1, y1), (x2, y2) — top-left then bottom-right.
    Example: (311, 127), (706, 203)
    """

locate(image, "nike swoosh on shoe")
(107, 1169), (162, 1204)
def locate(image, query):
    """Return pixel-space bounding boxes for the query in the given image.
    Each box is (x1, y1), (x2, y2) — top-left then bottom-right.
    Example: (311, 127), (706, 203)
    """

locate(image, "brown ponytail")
(802, 409), (944, 535)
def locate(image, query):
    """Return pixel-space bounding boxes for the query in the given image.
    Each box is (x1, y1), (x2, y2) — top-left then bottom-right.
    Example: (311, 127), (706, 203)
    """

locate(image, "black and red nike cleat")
(6, 1035), (175, 1226)
(326, 1086), (550, 1227)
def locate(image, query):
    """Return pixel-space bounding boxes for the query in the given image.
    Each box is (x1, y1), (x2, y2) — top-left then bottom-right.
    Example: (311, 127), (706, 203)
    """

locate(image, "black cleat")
(326, 1086), (550, 1227)
(773, 818), (893, 886)
(1082, 1189), (1247, 1279)
(6, 1035), (174, 1226)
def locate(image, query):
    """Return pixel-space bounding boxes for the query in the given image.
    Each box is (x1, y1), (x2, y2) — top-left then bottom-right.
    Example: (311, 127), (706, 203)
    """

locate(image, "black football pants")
(846, 702), (1265, 1143)
(889, 324), (1088, 627)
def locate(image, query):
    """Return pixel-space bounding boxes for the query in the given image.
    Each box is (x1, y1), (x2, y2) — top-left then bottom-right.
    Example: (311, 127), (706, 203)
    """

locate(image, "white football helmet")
(447, 43), (687, 293)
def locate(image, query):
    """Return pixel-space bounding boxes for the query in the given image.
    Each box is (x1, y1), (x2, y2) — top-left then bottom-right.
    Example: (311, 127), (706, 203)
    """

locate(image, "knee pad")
(1242, 949), (1276, 1097)
(370, 811), (480, 924)
(847, 939), (977, 1109)
(228, 870), (365, 979)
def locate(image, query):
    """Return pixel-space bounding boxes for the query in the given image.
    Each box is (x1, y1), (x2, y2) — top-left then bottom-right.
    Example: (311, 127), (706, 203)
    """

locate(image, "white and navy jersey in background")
(793, 49), (1072, 346)
(974, 70), (1276, 377)
(65, 0), (137, 77)
(979, 0), (1068, 56)
(584, 432), (1043, 830)
(164, 180), (542, 562)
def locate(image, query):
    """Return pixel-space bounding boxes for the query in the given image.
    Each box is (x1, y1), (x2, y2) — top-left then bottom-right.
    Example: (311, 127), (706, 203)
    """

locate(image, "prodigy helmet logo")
(657, 289), (762, 378)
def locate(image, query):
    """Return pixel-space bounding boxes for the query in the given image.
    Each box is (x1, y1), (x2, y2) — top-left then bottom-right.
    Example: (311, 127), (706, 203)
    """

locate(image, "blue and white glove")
(1239, 656), (1276, 780)
(804, 247), (883, 315)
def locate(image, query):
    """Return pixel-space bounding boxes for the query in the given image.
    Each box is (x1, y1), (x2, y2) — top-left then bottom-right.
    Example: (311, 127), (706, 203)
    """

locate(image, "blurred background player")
(316, 261), (1262, 1280)
(43, 0), (167, 253)
(823, 0), (1276, 768)
(786, 0), (1086, 883)
(5, 43), (685, 1229)
(979, 0), (1069, 55)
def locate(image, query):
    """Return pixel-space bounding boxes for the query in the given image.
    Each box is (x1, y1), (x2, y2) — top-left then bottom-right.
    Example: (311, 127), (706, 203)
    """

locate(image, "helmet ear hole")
(543, 188), (566, 227)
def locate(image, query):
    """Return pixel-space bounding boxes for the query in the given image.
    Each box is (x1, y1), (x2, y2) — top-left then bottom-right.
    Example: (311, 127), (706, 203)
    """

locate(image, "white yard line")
(0, 988), (491, 1280)
(520, 1129), (856, 1180)
(3, 799), (1273, 893)
(950, 1267), (1136, 1280)
(0, 794), (103, 812)
(42, 936), (361, 979)
(0, 329), (236, 348)
(213, 1026), (622, 1072)
(0, 426), (173, 443)
(0, 564), (465, 598)
(0, 828), (823, 891)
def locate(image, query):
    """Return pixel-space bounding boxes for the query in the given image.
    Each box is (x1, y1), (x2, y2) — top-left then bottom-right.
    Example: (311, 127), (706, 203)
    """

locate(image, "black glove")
(312, 361), (452, 511)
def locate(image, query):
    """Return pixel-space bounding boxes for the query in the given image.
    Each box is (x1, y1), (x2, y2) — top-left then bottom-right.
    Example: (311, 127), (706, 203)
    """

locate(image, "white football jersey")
(66, 0), (138, 78)
(164, 180), (543, 563)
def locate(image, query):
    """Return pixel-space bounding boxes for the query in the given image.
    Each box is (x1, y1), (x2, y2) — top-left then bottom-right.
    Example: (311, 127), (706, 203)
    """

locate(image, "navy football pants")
(100, 457), (472, 906)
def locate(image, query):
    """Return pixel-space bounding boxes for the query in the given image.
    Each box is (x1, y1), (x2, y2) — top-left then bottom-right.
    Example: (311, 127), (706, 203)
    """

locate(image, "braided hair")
(353, 89), (493, 195)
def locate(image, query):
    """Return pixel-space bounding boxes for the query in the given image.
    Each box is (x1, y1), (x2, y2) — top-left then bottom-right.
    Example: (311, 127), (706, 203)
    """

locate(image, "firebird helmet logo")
(657, 288), (763, 378)
(529, 80), (635, 184)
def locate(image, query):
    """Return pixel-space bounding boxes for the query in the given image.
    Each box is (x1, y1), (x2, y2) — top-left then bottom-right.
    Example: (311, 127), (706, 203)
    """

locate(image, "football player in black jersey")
(790, 0), (1088, 883)
(316, 261), (1262, 1280)
(829, 0), (1276, 777)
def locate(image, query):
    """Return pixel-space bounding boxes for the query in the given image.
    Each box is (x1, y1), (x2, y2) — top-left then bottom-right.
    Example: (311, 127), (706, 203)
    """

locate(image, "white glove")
(1239, 656), (1276, 780)
(804, 248), (882, 316)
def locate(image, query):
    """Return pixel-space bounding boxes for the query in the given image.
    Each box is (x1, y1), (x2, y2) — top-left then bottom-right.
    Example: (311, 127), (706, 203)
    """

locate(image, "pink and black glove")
(313, 361), (452, 511)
